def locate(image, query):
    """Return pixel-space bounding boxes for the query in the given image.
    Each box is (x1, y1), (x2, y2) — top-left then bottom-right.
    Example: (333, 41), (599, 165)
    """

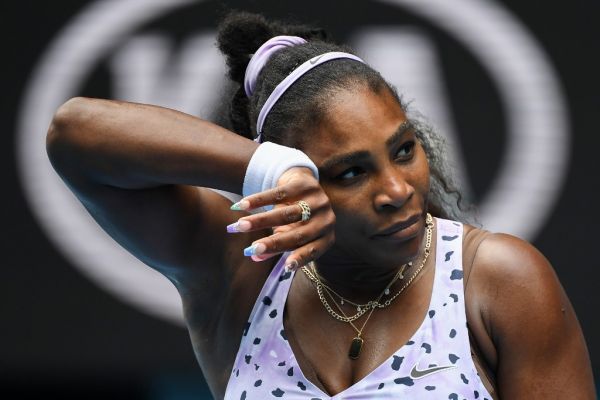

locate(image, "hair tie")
(244, 35), (307, 98)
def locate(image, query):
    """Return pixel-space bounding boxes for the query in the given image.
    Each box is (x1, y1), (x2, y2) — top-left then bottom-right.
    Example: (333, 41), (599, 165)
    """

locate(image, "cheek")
(325, 190), (369, 237)
(413, 147), (431, 196)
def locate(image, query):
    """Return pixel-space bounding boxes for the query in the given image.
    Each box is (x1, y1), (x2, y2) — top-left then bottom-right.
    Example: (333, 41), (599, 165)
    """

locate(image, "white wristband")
(243, 142), (319, 210)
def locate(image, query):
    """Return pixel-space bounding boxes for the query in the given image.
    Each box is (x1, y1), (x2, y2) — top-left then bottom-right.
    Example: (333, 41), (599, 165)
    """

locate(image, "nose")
(373, 168), (415, 211)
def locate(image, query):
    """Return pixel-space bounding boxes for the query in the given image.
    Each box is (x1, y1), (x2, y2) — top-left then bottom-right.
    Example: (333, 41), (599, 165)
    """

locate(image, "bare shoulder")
(467, 229), (568, 343)
(464, 226), (596, 398)
(470, 230), (559, 299)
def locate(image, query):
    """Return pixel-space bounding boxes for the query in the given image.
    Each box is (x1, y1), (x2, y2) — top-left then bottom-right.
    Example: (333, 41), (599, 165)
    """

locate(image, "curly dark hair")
(217, 11), (475, 223)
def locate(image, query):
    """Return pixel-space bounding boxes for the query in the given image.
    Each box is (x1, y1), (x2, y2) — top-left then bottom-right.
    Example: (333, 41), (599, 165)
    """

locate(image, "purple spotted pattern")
(224, 218), (493, 399)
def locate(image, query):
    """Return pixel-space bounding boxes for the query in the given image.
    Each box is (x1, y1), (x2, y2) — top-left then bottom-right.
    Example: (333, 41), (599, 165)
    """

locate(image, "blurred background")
(3, 0), (599, 398)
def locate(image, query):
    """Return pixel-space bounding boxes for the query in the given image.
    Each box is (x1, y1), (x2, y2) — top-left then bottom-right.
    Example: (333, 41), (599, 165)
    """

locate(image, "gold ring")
(297, 200), (311, 222)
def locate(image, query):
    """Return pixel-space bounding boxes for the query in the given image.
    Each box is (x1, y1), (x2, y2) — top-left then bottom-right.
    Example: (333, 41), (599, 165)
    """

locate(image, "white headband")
(254, 51), (365, 142)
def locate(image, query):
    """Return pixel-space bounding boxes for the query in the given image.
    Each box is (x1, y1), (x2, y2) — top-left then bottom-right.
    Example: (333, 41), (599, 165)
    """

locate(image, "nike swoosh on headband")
(409, 363), (456, 379)
(309, 54), (325, 64)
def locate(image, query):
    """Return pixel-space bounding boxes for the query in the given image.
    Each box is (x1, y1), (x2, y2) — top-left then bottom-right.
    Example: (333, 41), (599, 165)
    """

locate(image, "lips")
(372, 214), (422, 238)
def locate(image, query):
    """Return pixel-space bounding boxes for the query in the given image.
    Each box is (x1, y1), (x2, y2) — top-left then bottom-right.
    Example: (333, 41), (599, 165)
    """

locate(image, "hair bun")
(217, 11), (331, 84)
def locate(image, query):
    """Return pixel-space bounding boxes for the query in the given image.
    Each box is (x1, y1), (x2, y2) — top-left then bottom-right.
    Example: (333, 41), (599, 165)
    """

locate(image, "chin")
(367, 224), (426, 267)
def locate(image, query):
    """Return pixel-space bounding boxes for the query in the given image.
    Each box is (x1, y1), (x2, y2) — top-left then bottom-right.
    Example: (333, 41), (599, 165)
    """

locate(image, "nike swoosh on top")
(410, 364), (456, 379)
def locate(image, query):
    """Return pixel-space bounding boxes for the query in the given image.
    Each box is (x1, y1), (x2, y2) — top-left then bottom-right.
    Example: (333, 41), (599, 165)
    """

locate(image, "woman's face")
(300, 85), (431, 268)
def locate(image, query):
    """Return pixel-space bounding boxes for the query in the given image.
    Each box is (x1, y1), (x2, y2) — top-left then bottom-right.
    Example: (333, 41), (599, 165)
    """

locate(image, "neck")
(309, 230), (430, 303)
(316, 258), (400, 290)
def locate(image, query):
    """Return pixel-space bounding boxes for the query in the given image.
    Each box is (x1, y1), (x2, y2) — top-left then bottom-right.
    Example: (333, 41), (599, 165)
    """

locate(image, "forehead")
(300, 86), (407, 165)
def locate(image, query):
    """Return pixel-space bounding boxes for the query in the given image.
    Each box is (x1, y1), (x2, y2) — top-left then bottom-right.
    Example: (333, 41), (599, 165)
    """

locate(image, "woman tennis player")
(46, 12), (595, 399)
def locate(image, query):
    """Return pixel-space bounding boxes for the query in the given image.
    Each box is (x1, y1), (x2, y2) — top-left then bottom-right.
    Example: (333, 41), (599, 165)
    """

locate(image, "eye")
(395, 141), (416, 160)
(335, 167), (364, 181)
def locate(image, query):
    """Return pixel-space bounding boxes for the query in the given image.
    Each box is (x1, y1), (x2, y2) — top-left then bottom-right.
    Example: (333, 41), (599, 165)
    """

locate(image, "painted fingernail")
(244, 242), (266, 257)
(284, 259), (299, 272)
(230, 200), (250, 211)
(251, 254), (272, 262)
(226, 220), (251, 233)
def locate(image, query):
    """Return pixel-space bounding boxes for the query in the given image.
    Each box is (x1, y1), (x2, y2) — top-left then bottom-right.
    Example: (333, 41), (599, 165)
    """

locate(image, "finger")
(244, 225), (334, 269)
(229, 185), (289, 211)
(242, 222), (321, 259)
(243, 224), (318, 257)
(231, 179), (317, 211)
(284, 236), (332, 271)
(226, 203), (305, 233)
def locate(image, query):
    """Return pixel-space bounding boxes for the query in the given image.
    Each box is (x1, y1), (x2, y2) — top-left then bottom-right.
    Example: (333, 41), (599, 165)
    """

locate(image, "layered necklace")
(301, 213), (434, 360)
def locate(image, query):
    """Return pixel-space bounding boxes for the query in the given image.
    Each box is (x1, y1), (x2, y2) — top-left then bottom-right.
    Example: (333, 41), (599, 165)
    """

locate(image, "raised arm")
(47, 97), (257, 193)
(46, 97), (334, 309)
(467, 233), (596, 399)
(46, 97), (264, 295)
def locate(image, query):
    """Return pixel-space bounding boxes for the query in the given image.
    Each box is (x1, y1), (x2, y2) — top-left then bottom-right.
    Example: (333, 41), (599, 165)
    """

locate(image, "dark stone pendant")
(348, 337), (364, 360)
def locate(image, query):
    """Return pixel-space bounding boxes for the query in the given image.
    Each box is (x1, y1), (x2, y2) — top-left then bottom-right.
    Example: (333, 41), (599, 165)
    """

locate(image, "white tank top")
(224, 217), (494, 399)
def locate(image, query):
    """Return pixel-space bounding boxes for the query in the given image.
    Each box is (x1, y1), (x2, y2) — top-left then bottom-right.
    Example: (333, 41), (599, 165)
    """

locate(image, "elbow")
(46, 97), (89, 159)
(47, 97), (89, 143)
(46, 97), (91, 169)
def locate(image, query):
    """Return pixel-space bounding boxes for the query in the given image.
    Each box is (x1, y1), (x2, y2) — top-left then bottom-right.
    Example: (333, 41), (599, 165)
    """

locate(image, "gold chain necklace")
(301, 213), (433, 319)
(302, 263), (406, 322)
(301, 213), (434, 359)
(309, 262), (408, 310)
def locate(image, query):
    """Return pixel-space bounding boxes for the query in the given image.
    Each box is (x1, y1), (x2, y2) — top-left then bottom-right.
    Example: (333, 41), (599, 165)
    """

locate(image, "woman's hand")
(227, 167), (335, 271)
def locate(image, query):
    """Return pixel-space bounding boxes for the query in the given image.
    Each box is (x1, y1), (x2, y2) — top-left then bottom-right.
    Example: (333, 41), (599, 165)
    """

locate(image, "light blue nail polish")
(244, 244), (259, 256)
(244, 243), (265, 256)
(230, 202), (243, 211)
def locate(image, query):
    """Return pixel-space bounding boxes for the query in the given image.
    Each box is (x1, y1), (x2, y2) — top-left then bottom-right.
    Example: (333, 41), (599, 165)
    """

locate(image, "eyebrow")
(385, 120), (413, 147)
(319, 121), (414, 172)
